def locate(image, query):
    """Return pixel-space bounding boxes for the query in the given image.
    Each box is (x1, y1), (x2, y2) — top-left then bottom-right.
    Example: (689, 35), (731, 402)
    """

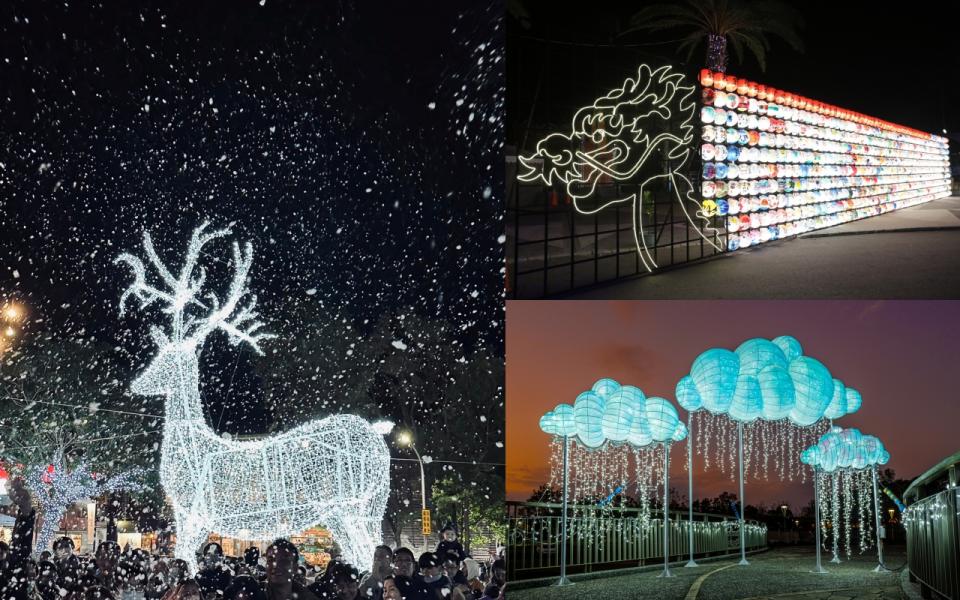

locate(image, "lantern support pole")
(685, 412), (698, 568)
(871, 466), (889, 572)
(811, 468), (828, 574)
(658, 442), (674, 578)
(738, 420), (749, 566)
(830, 474), (841, 563)
(554, 436), (572, 587)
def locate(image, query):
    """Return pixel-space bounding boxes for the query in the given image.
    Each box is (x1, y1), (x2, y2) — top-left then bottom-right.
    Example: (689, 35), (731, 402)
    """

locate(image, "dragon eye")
(591, 130), (605, 143)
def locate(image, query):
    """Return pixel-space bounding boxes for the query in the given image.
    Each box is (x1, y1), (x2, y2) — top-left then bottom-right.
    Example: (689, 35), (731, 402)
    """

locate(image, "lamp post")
(397, 431), (428, 549)
(780, 504), (788, 539)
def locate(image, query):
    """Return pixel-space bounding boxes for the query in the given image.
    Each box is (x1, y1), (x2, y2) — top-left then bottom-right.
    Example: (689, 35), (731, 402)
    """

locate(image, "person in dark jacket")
(36, 560), (63, 600)
(439, 552), (467, 587)
(262, 539), (318, 600)
(223, 575), (266, 600)
(1, 477), (37, 600)
(434, 525), (466, 564)
(196, 542), (233, 599)
(53, 537), (83, 589)
(388, 549), (427, 600)
(414, 553), (450, 600)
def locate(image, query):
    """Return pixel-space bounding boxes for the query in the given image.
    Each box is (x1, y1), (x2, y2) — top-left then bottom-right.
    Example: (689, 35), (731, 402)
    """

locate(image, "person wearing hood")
(433, 525), (466, 564)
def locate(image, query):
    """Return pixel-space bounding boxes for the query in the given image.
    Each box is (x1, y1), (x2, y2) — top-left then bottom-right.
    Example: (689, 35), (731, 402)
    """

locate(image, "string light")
(116, 222), (392, 573)
(803, 427), (889, 561)
(676, 335), (859, 481)
(540, 379), (687, 555)
(517, 64), (722, 271)
(28, 449), (143, 553)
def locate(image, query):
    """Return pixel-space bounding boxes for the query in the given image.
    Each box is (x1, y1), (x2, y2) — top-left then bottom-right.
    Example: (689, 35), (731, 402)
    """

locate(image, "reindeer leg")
(324, 513), (379, 573)
(174, 512), (207, 575)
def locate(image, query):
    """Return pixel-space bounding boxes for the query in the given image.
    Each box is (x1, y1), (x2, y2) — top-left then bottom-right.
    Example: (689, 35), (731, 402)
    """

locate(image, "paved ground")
(509, 546), (907, 600)
(559, 197), (960, 299)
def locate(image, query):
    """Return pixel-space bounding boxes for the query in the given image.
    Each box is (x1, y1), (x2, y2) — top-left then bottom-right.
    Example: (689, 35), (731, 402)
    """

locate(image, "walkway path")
(510, 546), (906, 600)
(559, 196), (960, 299)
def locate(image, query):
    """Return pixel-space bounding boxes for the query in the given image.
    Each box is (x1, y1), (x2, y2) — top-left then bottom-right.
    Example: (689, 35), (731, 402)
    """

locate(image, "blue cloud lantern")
(800, 427), (890, 473)
(539, 378), (687, 447)
(675, 335), (861, 425)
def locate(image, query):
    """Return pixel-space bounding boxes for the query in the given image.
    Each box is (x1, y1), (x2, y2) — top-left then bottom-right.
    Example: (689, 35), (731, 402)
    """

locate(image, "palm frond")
(728, 34), (745, 66)
(738, 32), (769, 72)
(749, 0), (805, 52)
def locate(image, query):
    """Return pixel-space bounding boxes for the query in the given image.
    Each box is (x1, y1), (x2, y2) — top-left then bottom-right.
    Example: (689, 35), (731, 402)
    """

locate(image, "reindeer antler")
(115, 221), (276, 355)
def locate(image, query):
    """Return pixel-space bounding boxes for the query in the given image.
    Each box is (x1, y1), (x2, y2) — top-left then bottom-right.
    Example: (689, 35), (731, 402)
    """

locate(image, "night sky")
(507, 0), (957, 147)
(506, 300), (960, 511)
(0, 1), (504, 431)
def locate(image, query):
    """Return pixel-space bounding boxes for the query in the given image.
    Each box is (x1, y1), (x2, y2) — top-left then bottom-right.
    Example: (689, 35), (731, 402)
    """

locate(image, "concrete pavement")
(508, 546), (906, 600)
(559, 197), (960, 299)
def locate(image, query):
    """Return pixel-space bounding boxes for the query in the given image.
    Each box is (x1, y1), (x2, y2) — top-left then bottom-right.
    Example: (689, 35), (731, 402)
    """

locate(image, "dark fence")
(904, 452), (960, 599)
(506, 500), (767, 581)
(506, 37), (724, 298)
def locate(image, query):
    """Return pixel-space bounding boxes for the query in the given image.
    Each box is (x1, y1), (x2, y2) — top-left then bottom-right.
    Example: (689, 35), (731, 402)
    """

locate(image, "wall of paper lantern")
(800, 427), (890, 472)
(675, 335), (862, 425)
(539, 378), (688, 448)
(697, 70), (952, 251)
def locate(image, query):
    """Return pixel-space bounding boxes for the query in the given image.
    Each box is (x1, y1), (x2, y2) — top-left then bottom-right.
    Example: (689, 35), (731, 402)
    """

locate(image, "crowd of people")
(0, 478), (506, 600)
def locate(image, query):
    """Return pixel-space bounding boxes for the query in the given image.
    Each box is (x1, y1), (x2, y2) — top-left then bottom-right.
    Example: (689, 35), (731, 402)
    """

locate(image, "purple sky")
(507, 300), (960, 511)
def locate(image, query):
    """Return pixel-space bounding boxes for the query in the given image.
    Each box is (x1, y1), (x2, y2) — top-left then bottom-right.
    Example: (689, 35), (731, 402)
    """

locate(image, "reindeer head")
(116, 222), (275, 397)
(518, 64), (695, 209)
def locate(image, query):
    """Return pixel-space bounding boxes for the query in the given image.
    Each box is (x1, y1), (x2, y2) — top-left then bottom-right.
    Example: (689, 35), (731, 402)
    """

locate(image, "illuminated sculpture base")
(165, 413), (389, 571)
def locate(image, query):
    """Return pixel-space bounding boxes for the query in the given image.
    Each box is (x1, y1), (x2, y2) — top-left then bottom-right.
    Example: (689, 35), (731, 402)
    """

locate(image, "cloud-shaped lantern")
(539, 378), (687, 448)
(800, 427), (890, 473)
(675, 336), (861, 425)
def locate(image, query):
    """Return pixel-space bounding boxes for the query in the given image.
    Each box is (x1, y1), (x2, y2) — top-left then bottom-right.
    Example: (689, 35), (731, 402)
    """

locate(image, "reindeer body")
(118, 224), (391, 572)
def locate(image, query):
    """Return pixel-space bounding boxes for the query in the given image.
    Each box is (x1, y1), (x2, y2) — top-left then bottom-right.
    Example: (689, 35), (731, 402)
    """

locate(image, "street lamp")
(396, 430), (428, 543)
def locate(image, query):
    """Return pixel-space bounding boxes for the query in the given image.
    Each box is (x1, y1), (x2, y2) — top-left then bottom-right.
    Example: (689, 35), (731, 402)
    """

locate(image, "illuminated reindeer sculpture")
(116, 223), (391, 572)
(518, 63), (721, 271)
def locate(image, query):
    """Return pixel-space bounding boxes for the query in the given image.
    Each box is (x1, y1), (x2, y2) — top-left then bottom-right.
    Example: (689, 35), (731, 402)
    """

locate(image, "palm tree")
(622, 0), (804, 73)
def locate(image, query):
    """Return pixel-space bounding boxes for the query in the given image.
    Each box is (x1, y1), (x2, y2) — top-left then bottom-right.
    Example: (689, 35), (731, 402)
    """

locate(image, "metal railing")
(506, 501), (767, 581)
(905, 487), (960, 600)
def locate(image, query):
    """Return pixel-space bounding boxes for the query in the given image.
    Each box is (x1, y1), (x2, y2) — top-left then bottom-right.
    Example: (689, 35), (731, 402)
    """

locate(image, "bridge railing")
(506, 501), (767, 581)
(905, 487), (960, 600)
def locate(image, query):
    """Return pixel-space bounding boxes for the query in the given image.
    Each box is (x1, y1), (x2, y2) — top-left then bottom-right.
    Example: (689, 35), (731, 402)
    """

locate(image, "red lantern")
(737, 78), (749, 95)
(757, 85), (766, 100)
(747, 82), (757, 97)
(725, 74), (738, 92)
(712, 72), (725, 90)
(699, 69), (713, 87)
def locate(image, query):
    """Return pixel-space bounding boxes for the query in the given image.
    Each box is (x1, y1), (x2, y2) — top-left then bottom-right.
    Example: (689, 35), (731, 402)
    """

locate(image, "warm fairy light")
(117, 222), (392, 573)
(3, 303), (24, 321)
(4, 326), (14, 337)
